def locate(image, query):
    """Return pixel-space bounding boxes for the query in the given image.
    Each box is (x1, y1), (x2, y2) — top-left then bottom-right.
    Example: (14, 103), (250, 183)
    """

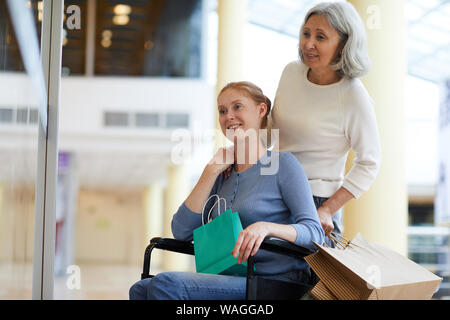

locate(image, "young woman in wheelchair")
(129, 81), (325, 300)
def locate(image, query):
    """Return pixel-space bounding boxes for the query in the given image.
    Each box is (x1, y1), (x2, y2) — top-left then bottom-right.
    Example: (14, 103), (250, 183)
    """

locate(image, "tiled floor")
(0, 263), (149, 300)
(2, 263), (448, 300)
(0, 263), (33, 300)
(54, 264), (144, 300)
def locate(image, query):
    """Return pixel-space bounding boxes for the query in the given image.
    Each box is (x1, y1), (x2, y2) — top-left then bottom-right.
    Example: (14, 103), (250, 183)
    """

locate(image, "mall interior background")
(1, 0), (450, 299)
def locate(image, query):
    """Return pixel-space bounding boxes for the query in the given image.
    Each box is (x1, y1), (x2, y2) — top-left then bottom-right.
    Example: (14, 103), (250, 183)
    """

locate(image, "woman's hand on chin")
(206, 146), (234, 176)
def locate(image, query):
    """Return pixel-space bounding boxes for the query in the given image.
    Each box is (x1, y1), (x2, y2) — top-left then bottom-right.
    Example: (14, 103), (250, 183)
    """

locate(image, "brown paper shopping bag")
(305, 233), (443, 300)
(310, 280), (338, 300)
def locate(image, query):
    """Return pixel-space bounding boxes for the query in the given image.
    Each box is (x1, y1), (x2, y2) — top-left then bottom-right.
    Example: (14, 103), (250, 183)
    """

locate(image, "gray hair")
(299, 1), (371, 78)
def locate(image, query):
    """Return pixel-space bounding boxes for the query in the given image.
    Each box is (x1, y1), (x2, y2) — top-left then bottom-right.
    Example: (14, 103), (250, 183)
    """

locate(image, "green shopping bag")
(193, 196), (248, 276)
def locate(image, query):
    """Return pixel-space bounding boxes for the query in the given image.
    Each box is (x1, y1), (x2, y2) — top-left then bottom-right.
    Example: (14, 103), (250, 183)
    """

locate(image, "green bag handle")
(201, 194), (227, 225)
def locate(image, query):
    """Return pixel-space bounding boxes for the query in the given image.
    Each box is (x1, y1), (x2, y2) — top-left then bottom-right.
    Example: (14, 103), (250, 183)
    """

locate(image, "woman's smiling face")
(300, 14), (342, 72)
(217, 88), (266, 141)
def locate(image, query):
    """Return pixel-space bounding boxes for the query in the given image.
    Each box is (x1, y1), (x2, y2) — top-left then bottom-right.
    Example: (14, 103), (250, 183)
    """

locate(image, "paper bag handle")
(328, 232), (359, 250)
(201, 194), (227, 226)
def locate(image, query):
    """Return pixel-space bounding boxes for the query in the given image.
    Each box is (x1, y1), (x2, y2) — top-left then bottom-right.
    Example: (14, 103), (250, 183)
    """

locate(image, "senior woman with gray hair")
(270, 1), (381, 246)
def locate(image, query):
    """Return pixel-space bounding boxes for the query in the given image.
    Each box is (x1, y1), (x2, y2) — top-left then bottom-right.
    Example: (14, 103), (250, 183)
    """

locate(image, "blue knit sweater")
(171, 151), (325, 276)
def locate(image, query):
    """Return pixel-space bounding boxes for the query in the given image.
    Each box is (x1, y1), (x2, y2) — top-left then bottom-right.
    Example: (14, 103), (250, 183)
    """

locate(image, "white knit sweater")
(270, 61), (381, 199)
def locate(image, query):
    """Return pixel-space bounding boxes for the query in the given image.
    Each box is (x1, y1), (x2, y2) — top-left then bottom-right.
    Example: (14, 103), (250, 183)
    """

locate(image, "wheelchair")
(141, 236), (317, 300)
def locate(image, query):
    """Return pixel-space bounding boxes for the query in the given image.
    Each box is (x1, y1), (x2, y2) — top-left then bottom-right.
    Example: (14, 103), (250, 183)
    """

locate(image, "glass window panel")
(435, 49), (450, 64)
(244, 23), (299, 100)
(421, 10), (450, 32)
(165, 113), (189, 128)
(409, 0), (445, 10)
(0, 2), (24, 72)
(409, 23), (450, 47)
(406, 120), (439, 185)
(443, 2), (450, 16)
(104, 111), (129, 127)
(407, 51), (422, 65)
(55, 0), (207, 300)
(420, 58), (450, 81)
(16, 108), (28, 123)
(0, 108), (13, 123)
(94, 0), (203, 77)
(135, 112), (159, 128)
(247, 0), (321, 38)
(405, 76), (439, 120)
(281, 21), (302, 38)
(406, 1), (426, 21)
(61, 0), (87, 75)
(29, 109), (38, 124)
(407, 36), (436, 56)
(0, 0), (42, 299)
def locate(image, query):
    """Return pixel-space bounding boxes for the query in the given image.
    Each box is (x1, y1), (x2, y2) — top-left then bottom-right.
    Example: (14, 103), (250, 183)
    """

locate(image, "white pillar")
(215, 0), (248, 148)
(0, 183), (3, 221)
(0, 183), (4, 256)
(143, 183), (163, 267)
(345, 0), (408, 255)
(162, 164), (191, 271)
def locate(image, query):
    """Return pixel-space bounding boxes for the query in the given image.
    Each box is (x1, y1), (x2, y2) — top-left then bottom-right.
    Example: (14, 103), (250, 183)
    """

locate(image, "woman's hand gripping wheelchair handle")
(141, 236), (313, 280)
